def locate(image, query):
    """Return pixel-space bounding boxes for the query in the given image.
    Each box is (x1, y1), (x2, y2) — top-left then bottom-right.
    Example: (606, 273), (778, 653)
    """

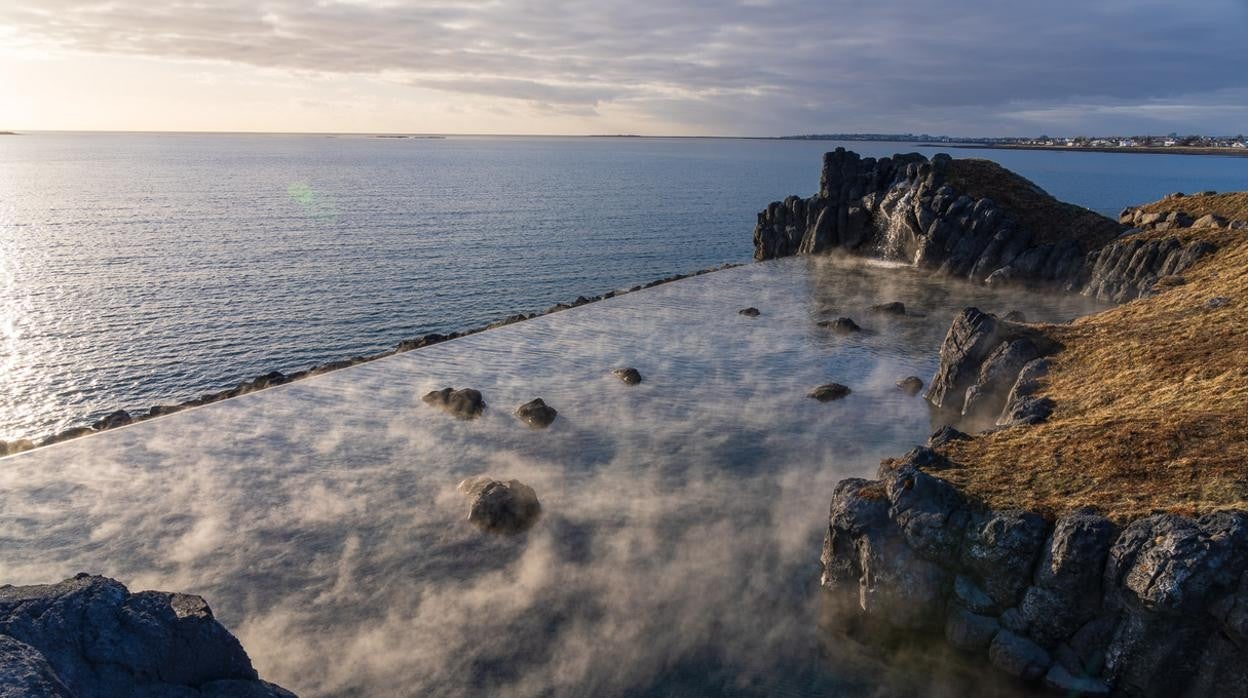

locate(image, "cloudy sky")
(2, 0), (1246, 135)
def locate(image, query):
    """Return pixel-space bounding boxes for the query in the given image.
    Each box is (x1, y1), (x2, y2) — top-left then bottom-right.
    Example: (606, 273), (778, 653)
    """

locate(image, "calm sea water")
(1, 133), (1245, 441)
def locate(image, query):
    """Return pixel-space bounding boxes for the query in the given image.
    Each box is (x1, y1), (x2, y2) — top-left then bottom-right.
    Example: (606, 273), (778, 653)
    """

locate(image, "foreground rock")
(422, 387), (486, 420)
(808, 383), (852, 402)
(820, 449), (1248, 696)
(514, 398), (558, 429)
(0, 574), (294, 697)
(612, 367), (643, 385)
(738, 307), (761, 316)
(457, 476), (542, 534)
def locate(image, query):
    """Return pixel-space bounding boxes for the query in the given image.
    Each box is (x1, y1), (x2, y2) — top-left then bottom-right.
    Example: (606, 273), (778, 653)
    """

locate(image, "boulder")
(457, 477), (542, 534)
(808, 383), (852, 402)
(91, 410), (133, 431)
(611, 367), (642, 385)
(514, 398), (557, 429)
(421, 387), (486, 420)
(0, 574), (292, 697)
(895, 376), (924, 395)
(945, 604), (1000, 653)
(738, 307), (761, 317)
(989, 630), (1052, 681)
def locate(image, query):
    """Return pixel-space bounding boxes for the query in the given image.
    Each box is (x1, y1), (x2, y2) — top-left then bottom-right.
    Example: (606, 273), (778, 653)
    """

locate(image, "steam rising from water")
(0, 258), (1106, 696)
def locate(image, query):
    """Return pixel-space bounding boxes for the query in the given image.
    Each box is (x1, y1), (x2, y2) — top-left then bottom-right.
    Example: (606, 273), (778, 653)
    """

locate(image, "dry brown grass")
(1134, 192), (1248, 222)
(931, 200), (1248, 522)
(946, 159), (1124, 249)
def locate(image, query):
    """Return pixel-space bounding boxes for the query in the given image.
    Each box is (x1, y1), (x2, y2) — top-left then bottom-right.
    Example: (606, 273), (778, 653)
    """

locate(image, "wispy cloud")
(2, 0), (1246, 133)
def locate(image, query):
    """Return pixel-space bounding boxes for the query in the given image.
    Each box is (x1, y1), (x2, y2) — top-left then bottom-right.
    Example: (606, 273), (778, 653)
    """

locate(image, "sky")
(1, 0), (1247, 136)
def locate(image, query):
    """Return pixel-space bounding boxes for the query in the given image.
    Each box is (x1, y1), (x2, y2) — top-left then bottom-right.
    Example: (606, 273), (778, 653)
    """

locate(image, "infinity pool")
(0, 257), (1107, 696)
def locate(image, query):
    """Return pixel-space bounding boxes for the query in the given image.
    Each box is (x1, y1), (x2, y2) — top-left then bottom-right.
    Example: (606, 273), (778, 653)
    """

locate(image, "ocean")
(1, 132), (1245, 441)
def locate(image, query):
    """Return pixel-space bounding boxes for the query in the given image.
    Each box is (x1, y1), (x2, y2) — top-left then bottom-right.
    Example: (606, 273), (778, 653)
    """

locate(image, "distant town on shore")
(781, 132), (1248, 152)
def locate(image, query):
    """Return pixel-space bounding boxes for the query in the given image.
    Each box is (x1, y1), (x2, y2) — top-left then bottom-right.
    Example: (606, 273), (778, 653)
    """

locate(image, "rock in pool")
(818, 317), (861, 333)
(896, 376), (924, 395)
(738, 307), (761, 317)
(458, 476), (542, 534)
(422, 387), (486, 419)
(870, 302), (906, 315)
(612, 367), (642, 385)
(808, 383), (852, 402)
(515, 397), (558, 429)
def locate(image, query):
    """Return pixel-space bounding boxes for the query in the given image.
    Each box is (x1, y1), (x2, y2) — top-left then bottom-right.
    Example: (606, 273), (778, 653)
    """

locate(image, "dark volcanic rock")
(961, 338), (1041, 422)
(514, 398), (557, 429)
(926, 425), (970, 449)
(808, 383), (852, 402)
(422, 387), (486, 420)
(818, 317), (861, 333)
(895, 376), (924, 395)
(458, 476), (542, 534)
(1002, 310), (1027, 322)
(738, 307), (761, 317)
(869, 302), (906, 315)
(90, 410), (132, 431)
(0, 574), (292, 697)
(612, 367), (642, 385)
(753, 148), (1122, 289)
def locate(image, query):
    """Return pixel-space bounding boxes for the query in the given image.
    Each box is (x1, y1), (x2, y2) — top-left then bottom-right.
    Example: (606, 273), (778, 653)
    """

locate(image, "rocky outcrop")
(0, 574), (293, 697)
(457, 477), (542, 534)
(924, 308), (1060, 430)
(821, 452), (1248, 696)
(753, 149), (1122, 289)
(1078, 205), (1229, 303)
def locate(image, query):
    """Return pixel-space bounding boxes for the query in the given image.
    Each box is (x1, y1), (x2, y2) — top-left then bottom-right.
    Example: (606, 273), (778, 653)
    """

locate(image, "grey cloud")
(3, 0), (1247, 133)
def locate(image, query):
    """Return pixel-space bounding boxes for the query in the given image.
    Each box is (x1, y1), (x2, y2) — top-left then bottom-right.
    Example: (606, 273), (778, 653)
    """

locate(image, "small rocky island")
(760, 152), (1248, 696)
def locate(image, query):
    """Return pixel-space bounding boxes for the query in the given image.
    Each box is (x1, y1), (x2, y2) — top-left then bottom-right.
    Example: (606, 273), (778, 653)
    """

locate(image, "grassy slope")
(930, 196), (1248, 521)
(945, 159), (1124, 249)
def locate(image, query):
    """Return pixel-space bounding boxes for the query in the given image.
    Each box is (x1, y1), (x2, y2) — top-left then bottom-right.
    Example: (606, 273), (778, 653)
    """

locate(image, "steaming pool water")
(0, 257), (1108, 696)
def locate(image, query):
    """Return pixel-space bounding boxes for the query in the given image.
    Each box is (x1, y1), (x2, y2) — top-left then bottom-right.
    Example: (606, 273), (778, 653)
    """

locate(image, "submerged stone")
(808, 383), (852, 402)
(870, 302), (906, 315)
(819, 317), (862, 333)
(422, 387), (486, 419)
(896, 376), (924, 395)
(458, 476), (542, 534)
(612, 367), (642, 385)
(514, 398), (558, 429)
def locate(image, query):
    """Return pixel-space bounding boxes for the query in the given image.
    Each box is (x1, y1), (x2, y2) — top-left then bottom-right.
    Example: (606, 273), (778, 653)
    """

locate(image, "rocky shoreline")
(0, 262), (740, 457)
(0, 574), (292, 697)
(785, 152), (1248, 695)
(752, 148), (1233, 302)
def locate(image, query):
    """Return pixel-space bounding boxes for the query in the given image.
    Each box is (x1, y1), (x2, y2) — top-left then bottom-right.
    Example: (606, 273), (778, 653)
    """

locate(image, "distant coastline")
(0, 131), (18, 136)
(916, 142), (1248, 158)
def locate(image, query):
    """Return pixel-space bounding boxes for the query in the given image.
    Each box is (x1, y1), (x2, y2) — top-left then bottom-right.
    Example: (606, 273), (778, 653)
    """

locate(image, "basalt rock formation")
(0, 574), (293, 697)
(821, 452), (1248, 697)
(753, 149), (1230, 306)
